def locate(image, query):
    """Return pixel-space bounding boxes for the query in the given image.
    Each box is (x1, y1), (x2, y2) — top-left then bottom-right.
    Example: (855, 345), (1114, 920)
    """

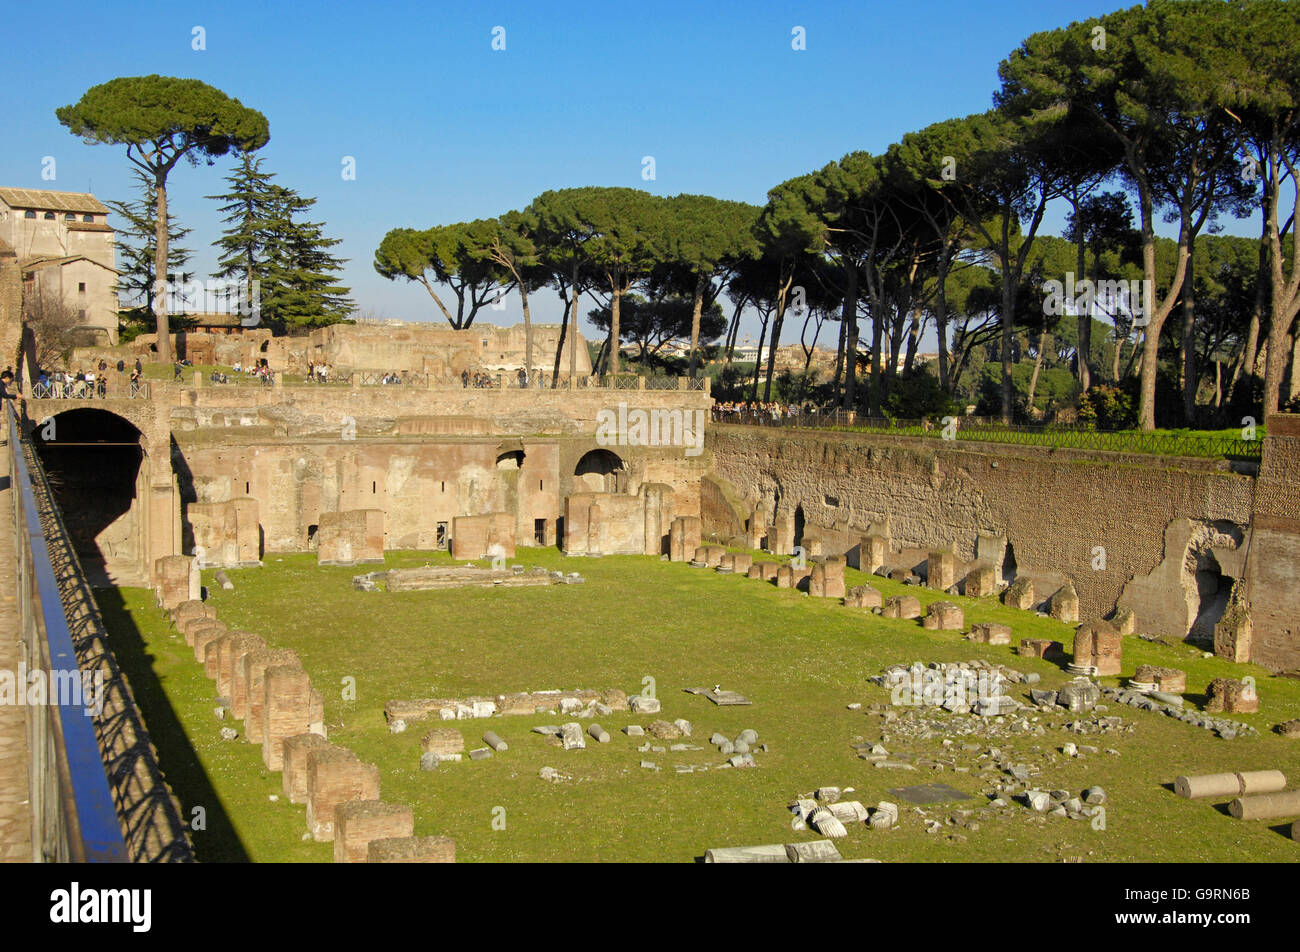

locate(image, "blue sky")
(4, 0), (1236, 344)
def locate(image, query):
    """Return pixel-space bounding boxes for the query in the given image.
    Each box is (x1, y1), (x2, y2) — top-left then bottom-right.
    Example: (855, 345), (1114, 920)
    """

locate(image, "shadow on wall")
(94, 586), (250, 862)
(33, 409), (143, 580)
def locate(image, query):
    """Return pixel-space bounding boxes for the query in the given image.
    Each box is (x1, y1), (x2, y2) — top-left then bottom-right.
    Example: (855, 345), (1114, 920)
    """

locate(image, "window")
(65, 213), (75, 221)
(43, 211), (55, 220)
(78, 283), (86, 294)
(77, 309), (86, 321)
(23, 210), (35, 219)
(82, 214), (94, 223)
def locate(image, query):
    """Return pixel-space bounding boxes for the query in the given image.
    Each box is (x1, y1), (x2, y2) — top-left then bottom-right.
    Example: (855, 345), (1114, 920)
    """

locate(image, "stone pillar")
(1072, 620), (1122, 676)
(927, 551), (955, 591)
(586, 503), (602, 556)
(746, 508), (767, 550)
(218, 633), (265, 701)
(334, 801), (415, 863)
(366, 836), (456, 863)
(262, 664), (313, 770)
(1049, 582), (1080, 624)
(155, 555), (198, 610)
(282, 733), (332, 804)
(306, 748), (381, 841)
(964, 563), (998, 597)
(238, 648), (300, 732)
(857, 535), (888, 573)
(669, 516), (702, 562)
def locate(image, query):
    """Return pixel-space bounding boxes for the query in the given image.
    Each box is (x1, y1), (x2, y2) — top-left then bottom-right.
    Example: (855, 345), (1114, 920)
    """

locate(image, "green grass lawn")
(100, 548), (1300, 863)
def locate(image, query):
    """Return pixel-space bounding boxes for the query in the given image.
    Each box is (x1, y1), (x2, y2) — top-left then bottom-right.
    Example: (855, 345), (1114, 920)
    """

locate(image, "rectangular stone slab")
(687, 689), (752, 706)
(886, 782), (975, 805)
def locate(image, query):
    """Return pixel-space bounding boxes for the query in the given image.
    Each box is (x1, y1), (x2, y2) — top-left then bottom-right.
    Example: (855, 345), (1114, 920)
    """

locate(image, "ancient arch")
(32, 407), (150, 586)
(574, 448), (626, 493)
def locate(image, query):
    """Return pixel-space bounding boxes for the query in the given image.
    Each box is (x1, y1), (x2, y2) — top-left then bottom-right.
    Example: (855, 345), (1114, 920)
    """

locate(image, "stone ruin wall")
(171, 386), (712, 558)
(1244, 415), (1300, 671)
(707, 426), (1258, 648)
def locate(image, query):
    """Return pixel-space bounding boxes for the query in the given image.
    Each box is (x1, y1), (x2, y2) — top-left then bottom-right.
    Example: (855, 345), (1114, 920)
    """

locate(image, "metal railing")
(709, 408), (1263, 461)
(30, 380), (151, 400)
(6, 401), (127, 862)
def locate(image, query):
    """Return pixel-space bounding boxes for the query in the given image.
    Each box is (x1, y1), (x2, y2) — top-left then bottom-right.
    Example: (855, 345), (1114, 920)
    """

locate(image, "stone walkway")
(0, 459), (33, 862)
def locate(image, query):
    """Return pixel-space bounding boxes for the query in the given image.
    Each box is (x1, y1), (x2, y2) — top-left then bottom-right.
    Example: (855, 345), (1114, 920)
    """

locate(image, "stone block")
(282, 733), (332, 803)
(809, 559), (845, 599)
(1205, 678), (1258, 714)
(801, 536), (825, 559)
(701, 545), (726, 567)
(727, 553), (753, 574)
(306, 748), (381, 841)
(1073, 620), (1122, 677)
(450, 512), (515, 561)
(1057, 678), (1100, 712)
(180, 615), (224, 647)
(749, 561), (780, 581)
(317, 509), (385, 565)
(969, 622), (1012, 645)
(1049, 583), (1080, 624)
(193, 623), (226, 666)
(669, 516), (702, 563)
(366, 835), (455, 863)
(768, 521), (796, 556)
(217, 632), (265, 702)
(1111, 607), (1137, 635)
(203, 634), (228, 680)
(173, 599), (214, 631)
(963, 563), (998, 598)
(844, 584), (882, 609)
(1017, 637), (1061, 659)
(238, 648), (300, 735)
(1133, 665), (1186, 694)
(263, 664), (313, 770)
(921, 601), (964, 630)
(188, 497), (261, 567)
(155, 555), (200, 611)
(1003, 576), (1035, 611)
(421, 728), (465, 756)
(856, 535), (889, 573)
(776, 564), (811, 589)
(882, 595), (922, 620)
(334, 800), (415, 863)
(927, 551), (955, 591)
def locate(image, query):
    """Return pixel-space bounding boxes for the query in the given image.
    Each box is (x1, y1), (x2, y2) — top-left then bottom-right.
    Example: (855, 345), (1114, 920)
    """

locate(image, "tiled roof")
(0, 187), (108, 215)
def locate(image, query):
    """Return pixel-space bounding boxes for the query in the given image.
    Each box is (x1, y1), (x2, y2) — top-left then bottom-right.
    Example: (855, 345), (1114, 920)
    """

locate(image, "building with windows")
(0, 187), (119, 345)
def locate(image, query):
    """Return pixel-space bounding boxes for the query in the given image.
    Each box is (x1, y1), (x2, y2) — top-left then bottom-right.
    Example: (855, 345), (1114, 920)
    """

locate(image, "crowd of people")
(304, 362), (332, 382)
(711, 400), (814, 422)
(33, 358), (145, 399)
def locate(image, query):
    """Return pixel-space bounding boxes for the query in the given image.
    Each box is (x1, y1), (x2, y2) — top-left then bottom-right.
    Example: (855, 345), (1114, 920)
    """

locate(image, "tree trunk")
(1076, 226), (1091, 391)
(154, 170), (172, 365)
(1000, 275), (1015, 424)
(608, 277), (622, 376)
(869, 304), (882, 417)
(1025, 328), (1048, 417)
(688, 273), (705, 378)
(1181, 237), (1198, 424)
(569, 263), (580, 381)
(903, 305), (921, 374)
(1288, 331), (1300, 406)
(842, 267), (860, 410)
(520, 283), (533, 382)
(750, 317), (769, 402)
(831, 310), (846, 403)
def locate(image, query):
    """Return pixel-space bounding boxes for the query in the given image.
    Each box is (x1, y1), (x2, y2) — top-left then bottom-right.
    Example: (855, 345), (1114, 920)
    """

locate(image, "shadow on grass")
(95, 586), (250, 862)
